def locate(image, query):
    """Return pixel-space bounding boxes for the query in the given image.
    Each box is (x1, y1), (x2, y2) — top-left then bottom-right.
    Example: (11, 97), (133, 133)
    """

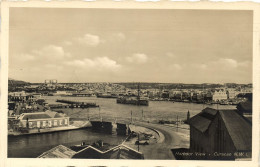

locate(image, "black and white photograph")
(3, 3), (258, 164)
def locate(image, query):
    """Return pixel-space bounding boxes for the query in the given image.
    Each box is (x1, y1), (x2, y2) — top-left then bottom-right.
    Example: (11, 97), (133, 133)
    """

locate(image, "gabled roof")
(21, 113), (51, 120)
(219, 110), (252, 151)
(38, 145), (76, 158)
(189, 107), (218, 133)
(72, 144), (143, 159)
(39, 144), (144, 159)
(19, 110), (67, 120)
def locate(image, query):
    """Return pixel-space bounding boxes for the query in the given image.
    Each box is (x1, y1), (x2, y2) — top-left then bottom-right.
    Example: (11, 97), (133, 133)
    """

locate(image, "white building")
(212, 90), (227, 101)
(18, 110), (69, 129)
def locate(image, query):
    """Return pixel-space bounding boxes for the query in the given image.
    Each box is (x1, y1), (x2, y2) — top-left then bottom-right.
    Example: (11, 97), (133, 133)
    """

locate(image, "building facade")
(18, 111), (69, 129)
(212, 90), (227, 101)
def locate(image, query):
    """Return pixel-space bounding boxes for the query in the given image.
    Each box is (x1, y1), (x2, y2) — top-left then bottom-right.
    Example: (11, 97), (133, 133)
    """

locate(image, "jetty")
(56, 99), (99, 108)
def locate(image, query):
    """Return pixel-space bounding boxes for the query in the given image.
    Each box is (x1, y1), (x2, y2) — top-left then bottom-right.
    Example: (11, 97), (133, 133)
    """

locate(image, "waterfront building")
(226, 89), (238, 99)
(53, 91), (72, 96)
(212, 90), (227, 101)
(18, 110), (69, 129)
(204, 92), (213, 101)
(189, 107), (252, 160)
(8, 91), (34, 102)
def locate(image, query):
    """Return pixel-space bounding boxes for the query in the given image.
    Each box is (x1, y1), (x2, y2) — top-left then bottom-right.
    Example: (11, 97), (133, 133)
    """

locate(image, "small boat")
(70, 141), (89, 152)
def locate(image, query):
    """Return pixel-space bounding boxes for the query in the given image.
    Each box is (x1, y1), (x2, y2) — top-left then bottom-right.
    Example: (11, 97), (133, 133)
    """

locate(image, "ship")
(56, 99), (99, 108)
(96, 93), (117, 98)
(116, 83), (149, 106)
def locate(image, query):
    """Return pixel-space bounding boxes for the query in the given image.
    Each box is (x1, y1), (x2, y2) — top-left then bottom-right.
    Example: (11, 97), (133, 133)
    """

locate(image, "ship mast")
(137, 83), (140, 105)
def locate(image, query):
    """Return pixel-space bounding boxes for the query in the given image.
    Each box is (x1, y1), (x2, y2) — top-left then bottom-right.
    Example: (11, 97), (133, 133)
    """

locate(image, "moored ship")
(116, 96), (149, 106)
(116, 83), (149, 106)
(96, 93), (117, 98)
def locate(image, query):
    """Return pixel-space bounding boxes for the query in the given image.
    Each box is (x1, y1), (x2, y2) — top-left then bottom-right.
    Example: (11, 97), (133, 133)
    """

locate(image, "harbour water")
(8, 96), (236, 158)
(8, 128), (126, 158)
(44, 96), (236, 122)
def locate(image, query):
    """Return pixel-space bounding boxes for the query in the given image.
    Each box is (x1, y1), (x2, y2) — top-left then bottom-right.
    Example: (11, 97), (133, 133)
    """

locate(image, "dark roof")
(189, 107), (218, 133)
(236, 101), (252, 113)
(72, 144), (143, 159)
(219, 110), (252, 151)
(38, 145), (76, 158)
(22, 114), (51, 120)
(54, 113), (63, 118)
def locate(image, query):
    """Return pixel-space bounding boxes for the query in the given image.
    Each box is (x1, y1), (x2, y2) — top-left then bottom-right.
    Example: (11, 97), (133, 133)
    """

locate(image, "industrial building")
(189, 107), (252, 160)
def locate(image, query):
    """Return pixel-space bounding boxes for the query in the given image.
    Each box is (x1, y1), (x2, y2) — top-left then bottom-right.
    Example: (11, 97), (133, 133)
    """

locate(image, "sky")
(9, 8), (253, 84)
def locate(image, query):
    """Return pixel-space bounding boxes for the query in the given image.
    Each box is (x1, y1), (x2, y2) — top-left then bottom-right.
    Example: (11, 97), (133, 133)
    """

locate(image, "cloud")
(20, 54), (35, 61)
(166, 52), (175, 58)
(45, 64), (63, 71)
(203, 58), (238, 70)
(76, 34), (103, 46)
(238, 60), (251, 68)
(113, 32), (125, 41)
(193, 64), (207, 70)
(62, 41), (72, 46)
(172, 64), (182, 70)
(65, 57), (121, 71)
(126, 53), (148, 64)
(195, 58), (251, 72)
(220, 58), (238, 68)
(14, 45), (70, 65)
(32, 45), (70, 60)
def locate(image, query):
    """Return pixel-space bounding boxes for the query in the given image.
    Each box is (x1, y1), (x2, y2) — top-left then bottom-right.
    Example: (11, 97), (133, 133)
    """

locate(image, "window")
(59, 119), (63, 125)
(48, 121), (52, 127)
(54, 120), (57, 126)
(37, 121), (40, 128)
(29, 122), (33, 128)
(64, 119), (68, 125)
(42, 121), (46, 127)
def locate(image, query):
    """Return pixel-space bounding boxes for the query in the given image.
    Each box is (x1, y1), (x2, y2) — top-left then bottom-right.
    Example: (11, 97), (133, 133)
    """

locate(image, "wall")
(20, 117), (69, 129)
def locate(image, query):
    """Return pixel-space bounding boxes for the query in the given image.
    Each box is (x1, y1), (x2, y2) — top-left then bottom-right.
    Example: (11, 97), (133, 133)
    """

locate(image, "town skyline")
(8, 78), (253, 85)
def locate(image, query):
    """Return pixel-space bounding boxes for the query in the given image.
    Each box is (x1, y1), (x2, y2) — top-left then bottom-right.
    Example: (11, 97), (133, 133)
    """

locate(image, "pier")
(56, 99), (99, 108)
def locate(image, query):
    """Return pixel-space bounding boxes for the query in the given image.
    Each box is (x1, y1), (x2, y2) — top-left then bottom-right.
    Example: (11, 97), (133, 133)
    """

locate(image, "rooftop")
(19, 110), (67, 120)
(237, 101), (252, 114)
(189, 107), (252, 151)
(219, 110), (252, 151)
(38, 144), (144, 159)
(38, 145), (76, 158)
(189, 107), (218, 133)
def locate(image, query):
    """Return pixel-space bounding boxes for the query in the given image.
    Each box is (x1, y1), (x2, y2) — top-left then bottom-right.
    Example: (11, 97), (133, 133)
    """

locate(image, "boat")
(219, 101), (229, 105)
(70, 141), (89, 152)
(116, 83), (149, 106)
(117, 96), (149, 106)
(56, 99), (99, 108)
(96, 93), (117, 98)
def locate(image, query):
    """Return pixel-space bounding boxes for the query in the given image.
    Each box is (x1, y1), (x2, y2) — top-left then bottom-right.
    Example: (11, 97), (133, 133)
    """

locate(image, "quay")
(56, 99), (99, 108)
(70, 93), (92, 97)
(8, 124), (91, 136)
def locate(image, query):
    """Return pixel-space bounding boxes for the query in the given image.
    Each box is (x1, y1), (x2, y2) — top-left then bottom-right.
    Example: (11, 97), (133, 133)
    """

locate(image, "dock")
(56, 99), (99, 108)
